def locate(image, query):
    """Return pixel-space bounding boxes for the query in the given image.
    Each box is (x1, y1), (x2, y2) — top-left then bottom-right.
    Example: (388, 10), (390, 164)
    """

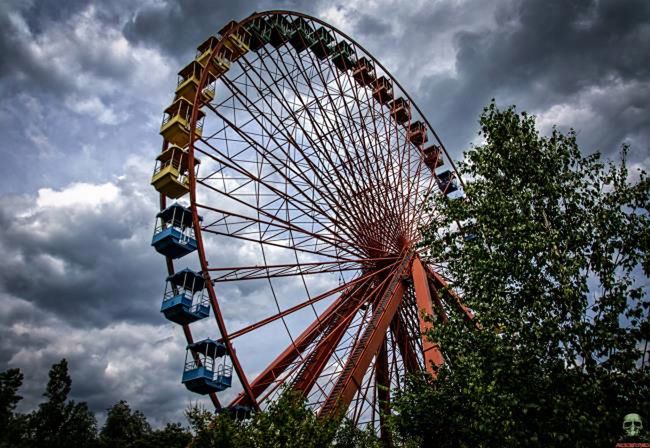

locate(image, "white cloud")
(315, 0), (507, 90)
(533, 78), (650, 163)
(64, 95), (126, 125)
(36, 182), (120, 209)
(535, 102), (596, 135)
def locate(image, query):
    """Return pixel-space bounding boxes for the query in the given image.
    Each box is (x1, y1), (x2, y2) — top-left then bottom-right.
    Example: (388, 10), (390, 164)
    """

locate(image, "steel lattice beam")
(412, 257), (444, 375)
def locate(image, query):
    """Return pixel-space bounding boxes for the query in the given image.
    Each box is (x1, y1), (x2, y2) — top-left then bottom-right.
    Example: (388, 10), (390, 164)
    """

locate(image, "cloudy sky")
(0, 0), (649, 426)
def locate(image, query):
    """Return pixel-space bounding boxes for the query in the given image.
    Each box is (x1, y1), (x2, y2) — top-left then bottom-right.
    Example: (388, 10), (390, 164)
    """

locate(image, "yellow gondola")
(218, 20), (251, 58)
(151, 145), (201, 199)
(175, 60), (216, 103)
(160, 98), (204, 147)
(195, 35), (233, 77)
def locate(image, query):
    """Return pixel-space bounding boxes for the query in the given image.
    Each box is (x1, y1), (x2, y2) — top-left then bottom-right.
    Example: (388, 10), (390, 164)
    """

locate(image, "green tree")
(29, 359), (97, 448)
(132, 422), (192, 448)
(99, 400), (151, 448)
(250, 390), (338, 448)
(391, 102), (650, 447)
(332, 418), (382, 448)
(186, 389), (380, 447)
(186, 404), (250, 448)
(0, 368), (25, 447)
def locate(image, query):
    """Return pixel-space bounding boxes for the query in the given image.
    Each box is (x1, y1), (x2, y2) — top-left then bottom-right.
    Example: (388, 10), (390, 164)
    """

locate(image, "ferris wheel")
(150, 10), (470, 432)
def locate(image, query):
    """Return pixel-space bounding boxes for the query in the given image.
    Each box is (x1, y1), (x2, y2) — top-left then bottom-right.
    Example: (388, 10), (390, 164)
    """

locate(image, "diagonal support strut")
(318, 252), (413, 417)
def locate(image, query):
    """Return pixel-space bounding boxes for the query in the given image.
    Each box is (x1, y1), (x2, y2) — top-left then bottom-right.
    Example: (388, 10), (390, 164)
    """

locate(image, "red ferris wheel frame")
(156, 10), (471, 433)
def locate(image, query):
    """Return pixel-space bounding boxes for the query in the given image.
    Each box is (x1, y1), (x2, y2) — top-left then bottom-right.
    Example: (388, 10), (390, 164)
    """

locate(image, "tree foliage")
(29, 359), (98, 448)
(391, 102), (650, 447)
(186, 389), (380, 448)
(0, 368), (24, 447)
(99, 399), (151, 447)
(143, 422), (193, 448)
(0, 360), (193, 448)
(0, 362), (375, 447)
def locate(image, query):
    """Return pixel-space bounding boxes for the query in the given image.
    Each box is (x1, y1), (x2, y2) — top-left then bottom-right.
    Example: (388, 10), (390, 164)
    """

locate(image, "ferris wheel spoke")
(266, 248), (404, 412)
(200, 227), (341, 259)
(220, 53), (349, 209)
(390, 312), (422, 373)
(290, 259), (400, 412)
(198, 110), (329, 223)
(250, 45), (391, 243)
(405, 144), (439, 234)
(202, 83), (375, 255)
(231, 54), (375, 243)
(399, 283), (427, 365)
(197, 111), (339, 230)
(289, 51), (396, 236)
(310, 53), (401, 229)
(388, 327), (404, 389)
(291, 306), (357, 396)
(295, 307), (381, 416)
(317, 251), (412, 417)
(397, 108), (418, 214)
(411, 175), (439, 233)
(246, 259), (398, 408)
(207, 257), (395, 282)
(195, 201), (364, 259)
(194, 140), (372, 256)
(289, 84), (398, 248)
(195, 204), (354, 259)
(350, 357), (378, 426)
(295, 292), (380, 399)
(342, 70), (419, 245)
(229, 300), (343, 407)
(374, 336), (391, 439)
(223, 267), (389, 343)
(344, 79), (396, 205)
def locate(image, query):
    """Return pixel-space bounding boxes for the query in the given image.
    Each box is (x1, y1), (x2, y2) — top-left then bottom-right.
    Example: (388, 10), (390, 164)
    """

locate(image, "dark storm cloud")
(0, 1), (137, 93)
(415, 0), (650, 160)
(0, 170), (164, 327)
(0, 1), (176, 193)
(19, 0), (129, 33)
(0, 296), (196, 426)
(355, 14), (392, 36)
(122, 0), (326, 61)
(0, 4), (69, 92)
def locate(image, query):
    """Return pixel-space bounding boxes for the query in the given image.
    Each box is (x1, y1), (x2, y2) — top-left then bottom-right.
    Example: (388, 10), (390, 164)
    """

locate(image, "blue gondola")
(436, 170), (459, 195)
(182, 339), (233, 395)
(216, 404), (253, 420)
(151, 203), (202, 259)
(160, 268), (210, 325)
(464, 232), (478, 242)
